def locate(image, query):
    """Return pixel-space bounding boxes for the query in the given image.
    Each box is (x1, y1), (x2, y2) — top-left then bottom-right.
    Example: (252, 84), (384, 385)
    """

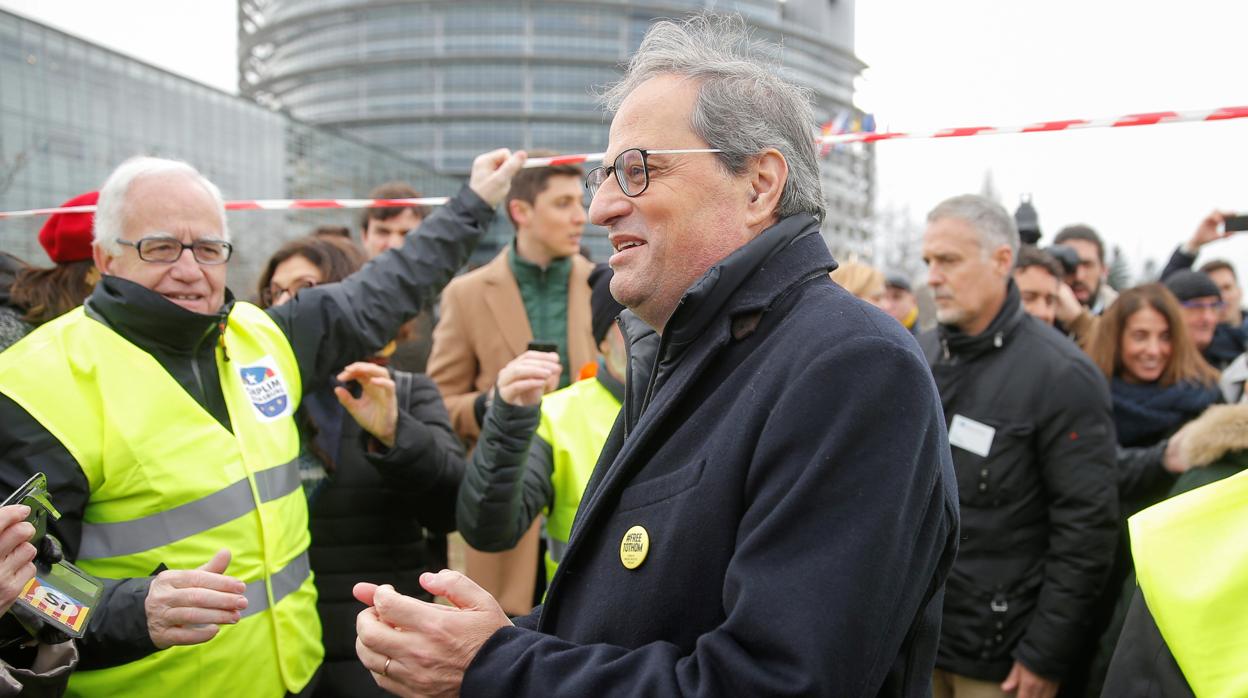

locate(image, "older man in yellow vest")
(0, 149), (523, 696)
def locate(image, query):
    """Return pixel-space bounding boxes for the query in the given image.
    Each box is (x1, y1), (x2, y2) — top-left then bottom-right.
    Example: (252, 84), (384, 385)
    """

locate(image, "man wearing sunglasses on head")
(353, 14), (958, 698)
(0, 149), (524, 696)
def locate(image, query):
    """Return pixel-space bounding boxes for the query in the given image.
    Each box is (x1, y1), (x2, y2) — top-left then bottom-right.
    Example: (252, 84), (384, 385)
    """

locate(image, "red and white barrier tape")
(0, 153), (602, 220)
(526, 153), (605, 167)
(816, 105), (1248, 145)
(3, 106), (1244, 220)
(0, 198), (452, 220)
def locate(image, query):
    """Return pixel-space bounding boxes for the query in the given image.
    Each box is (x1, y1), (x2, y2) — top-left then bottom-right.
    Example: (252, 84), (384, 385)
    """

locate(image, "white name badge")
(949, 414), (996, 458)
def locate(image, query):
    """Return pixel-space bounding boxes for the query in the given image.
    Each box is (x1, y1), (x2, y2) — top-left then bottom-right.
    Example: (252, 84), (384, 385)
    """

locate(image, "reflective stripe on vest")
(242, 551), (310, 618)
(79, 457), (301, 559)
(1129, 468), (1248, 698)
(534, 376), (621, 581)
(0, 303), (322, 697)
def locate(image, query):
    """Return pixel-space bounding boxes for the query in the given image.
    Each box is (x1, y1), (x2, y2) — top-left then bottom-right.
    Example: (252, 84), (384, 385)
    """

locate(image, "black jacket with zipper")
(919, 280), (1119, 682)
(0, 185), (492, 670)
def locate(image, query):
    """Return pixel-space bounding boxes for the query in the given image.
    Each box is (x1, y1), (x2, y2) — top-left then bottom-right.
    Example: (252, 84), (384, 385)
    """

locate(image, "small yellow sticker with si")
(619, 525), (650, 570)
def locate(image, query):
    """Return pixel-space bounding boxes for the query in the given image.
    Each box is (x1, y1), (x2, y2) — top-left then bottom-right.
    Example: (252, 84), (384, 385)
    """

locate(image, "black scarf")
(934, 280), (1025, 361)
(1111, 377), (1221, 447)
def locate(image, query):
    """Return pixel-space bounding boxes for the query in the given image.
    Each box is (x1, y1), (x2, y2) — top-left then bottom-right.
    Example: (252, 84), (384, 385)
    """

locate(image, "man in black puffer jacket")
(920, 195), (1119, 698)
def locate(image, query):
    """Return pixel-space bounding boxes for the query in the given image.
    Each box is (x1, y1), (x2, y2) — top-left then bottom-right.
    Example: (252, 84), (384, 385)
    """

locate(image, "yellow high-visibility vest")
(1130, 468), (1248, 698)
(534, 376), (621, 581)
(0, 303), (322, 697)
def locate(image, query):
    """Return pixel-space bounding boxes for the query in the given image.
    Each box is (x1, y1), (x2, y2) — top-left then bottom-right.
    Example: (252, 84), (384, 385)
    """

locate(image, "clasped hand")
(355, 570), (512, 697)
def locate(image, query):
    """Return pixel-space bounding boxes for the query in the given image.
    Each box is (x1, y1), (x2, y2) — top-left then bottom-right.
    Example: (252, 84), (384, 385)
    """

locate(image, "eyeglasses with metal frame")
(260, 277), (320, 307)
(117, 236), (233, 265)
(584, 148), (723, 198)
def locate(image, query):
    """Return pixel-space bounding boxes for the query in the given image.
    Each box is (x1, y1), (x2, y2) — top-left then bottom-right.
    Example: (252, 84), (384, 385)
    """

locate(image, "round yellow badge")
(619, 525), (650, 570)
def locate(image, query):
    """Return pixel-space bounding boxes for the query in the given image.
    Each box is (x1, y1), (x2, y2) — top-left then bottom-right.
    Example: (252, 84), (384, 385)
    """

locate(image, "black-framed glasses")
(584, 148), (723, 198)
(260, 277), (319, 307)
(117, 236), (233, 265)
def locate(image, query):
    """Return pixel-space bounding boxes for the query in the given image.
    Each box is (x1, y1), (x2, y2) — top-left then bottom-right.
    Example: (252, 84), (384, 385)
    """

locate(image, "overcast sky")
(2, 0), (1245, 276)
(855, 0), (1248, 275)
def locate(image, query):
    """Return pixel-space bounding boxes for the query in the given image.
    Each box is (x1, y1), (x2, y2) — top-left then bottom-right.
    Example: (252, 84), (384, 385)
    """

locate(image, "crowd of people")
(0, 12), (1244, 698)
(851, 203), (1247, 697)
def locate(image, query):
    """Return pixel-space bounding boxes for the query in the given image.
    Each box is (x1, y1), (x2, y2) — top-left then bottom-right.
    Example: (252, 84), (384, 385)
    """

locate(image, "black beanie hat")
(589, 263), (625, 344)
(1164, 270), (1222, 303)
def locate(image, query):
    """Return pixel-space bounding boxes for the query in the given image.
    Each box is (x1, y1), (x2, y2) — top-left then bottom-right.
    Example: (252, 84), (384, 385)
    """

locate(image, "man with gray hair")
(919, 194), (1118, 698)
(354, 14), (958, 697)
(0, 149), (524, 695)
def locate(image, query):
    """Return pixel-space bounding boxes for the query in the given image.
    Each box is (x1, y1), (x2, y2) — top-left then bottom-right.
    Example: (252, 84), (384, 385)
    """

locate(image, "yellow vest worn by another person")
(534, 376), (621, 581)
(0, 304), (322, 697)
(1129, 468), (1248, 698)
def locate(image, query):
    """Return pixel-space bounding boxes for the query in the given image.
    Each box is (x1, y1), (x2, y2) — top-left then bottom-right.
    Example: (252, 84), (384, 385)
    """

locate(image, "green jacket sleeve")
(456, 394), (553, 552)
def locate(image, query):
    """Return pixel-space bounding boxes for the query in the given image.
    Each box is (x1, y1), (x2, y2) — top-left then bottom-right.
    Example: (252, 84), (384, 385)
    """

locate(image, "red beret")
(38, 191), (99, 264)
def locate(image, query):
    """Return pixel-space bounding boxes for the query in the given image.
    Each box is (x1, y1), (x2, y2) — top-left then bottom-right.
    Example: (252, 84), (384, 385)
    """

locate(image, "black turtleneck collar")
(86, 275), (235, 354)
(84, 276), (237, 430)
(936, 278), (1025, 360)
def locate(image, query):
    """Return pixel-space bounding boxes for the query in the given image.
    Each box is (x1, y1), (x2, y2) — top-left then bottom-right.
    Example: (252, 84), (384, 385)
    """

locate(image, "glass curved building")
(239, 0), (873, 257)
(0, 8), (454, 290)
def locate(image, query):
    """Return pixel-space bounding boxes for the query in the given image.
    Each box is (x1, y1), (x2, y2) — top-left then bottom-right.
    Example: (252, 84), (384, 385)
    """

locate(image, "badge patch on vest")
(238, 357), (291, 421)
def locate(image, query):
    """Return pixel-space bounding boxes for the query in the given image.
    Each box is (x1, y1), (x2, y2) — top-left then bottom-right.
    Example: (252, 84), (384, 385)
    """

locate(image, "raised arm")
(270, 150), (526, 392)
(457, 351), (560, 550)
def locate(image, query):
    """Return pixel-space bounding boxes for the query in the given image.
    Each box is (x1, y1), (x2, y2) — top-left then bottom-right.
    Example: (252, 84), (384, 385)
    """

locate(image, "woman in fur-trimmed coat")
(1169, 402), (1248, 488)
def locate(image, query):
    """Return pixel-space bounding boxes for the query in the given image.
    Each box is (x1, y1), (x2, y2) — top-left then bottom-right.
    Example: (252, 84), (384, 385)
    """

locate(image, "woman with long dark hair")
(1086, 283), (1222, 510)
(258, 235), (464, 698)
